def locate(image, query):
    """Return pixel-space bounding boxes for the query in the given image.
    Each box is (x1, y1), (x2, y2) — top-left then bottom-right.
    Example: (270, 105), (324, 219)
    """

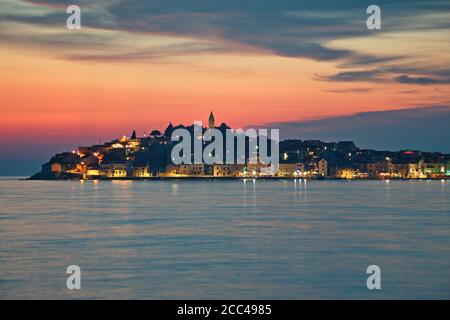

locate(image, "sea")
(0, 177), (449, 299)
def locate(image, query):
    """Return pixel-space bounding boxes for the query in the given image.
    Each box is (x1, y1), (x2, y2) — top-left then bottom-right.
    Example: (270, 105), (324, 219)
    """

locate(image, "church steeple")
(208, 110), (215, 129)
(164, 122), (174, 138)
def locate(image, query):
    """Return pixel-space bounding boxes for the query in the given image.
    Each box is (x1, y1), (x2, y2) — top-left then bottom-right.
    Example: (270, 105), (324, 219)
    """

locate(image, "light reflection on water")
(0, 179), (449, 299)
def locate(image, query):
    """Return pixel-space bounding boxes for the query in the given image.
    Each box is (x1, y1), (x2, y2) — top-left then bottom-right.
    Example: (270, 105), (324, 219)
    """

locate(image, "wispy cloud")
(395, 75), (450, 85)
(326, 88), (374, 93)
(256, 105), (450, 152)
(0, 0), (449, 87)
(318, 68), (450, 86)
(316, 70), (384, 82)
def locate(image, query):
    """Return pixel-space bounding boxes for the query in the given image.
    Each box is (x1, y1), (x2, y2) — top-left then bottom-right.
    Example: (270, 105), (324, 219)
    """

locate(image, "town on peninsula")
(30, 112), (450, 181)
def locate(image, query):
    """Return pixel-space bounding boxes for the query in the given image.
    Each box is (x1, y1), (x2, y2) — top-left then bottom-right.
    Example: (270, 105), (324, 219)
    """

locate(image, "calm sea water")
(0, 178), (449, 299)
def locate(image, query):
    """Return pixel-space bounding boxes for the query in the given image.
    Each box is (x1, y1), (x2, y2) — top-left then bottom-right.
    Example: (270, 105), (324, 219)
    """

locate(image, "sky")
(0, 0), (449, 175)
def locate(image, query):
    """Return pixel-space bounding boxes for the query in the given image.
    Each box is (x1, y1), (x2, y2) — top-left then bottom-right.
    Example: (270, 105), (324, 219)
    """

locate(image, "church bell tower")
(208, 110), (215, 129)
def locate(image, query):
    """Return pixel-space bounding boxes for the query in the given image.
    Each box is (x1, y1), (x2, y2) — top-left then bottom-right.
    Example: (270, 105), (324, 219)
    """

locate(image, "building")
(391, 159), (424, 179)
(85, 163), (102, 178)
(336, 167), (357, 179)
(101, 163), (128, 177)
(164, 164), (205, 176)
(246, 162), (273, 177)
(133, 166), (151, 178)
(86, 169), (101, 177)
(390, 161), (409, 178)
(318, 159), (328, 176)
(408, 159), (425, 179)
(277, 163), (305, 177)
(423, 160), (447, 178)
(208, 111), (215, 129)
(213, 164), (245, 177)
(355, 161), (389, 179)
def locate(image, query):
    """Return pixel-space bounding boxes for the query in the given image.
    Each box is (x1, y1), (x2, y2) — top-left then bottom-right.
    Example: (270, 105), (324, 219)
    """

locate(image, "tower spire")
(208, 110), (215, 129)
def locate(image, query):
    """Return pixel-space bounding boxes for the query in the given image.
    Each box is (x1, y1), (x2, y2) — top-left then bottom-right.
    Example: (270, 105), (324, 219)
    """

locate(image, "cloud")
(396, 89), (419, 94)
(0, 1), (447, 63)
(319, 69), (450, 85)
(326, 88), (374, 93)
(0, 0), (449, 88)
(257, 105), (450, 152)
(395, 75), (450, 85)
(335, 54), (405, 68)
(316, 70), (384, 82)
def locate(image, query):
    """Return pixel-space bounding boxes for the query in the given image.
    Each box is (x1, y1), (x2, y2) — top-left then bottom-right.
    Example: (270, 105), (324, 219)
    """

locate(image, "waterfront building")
(391, 159), (424, 179)
(164, 164), (205, 177)
(277, 163), (305, 177)
(133, 166), (151, 178)
(336, 167), (357, 179)
(423, 160), (448, 178)
(100, 163), (128, 177)
(355, 160), (390, 179)
(318, 159), (328, 176)
(213, 164), (245, 177)
(85, 169), (101, 178)
(246, 162), (273, 177)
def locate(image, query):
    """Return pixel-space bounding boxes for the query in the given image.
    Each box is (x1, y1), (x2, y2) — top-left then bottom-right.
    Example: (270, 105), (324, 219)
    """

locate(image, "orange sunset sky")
(0, 0), (449, 174)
